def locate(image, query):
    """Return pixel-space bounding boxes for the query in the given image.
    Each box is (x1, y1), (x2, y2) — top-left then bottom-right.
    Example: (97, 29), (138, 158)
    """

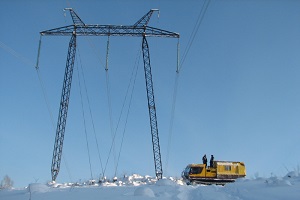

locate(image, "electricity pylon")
(40, 8), (179, 182)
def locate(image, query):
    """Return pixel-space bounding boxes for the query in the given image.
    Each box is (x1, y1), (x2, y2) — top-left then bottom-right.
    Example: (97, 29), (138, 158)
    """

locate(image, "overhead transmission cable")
(0, 40), (35, 68)
(165, 0), (211, 174)
(76, 45), (94, 180)
(102, 37), (137, 178)
(76, 16), (113, 179)
(103, 35), (118, 176)
(165, 39), (180, 175)
(77, 46), (105, 178)
(179, 0), (211, 71)
(35, 36), (56, 130)
(75, 33), (116, 179)
(103, 41), (142, 178)
(114, 46), (142, 177)
(78, 35), (114, 180)
(0, 39), (56, 130)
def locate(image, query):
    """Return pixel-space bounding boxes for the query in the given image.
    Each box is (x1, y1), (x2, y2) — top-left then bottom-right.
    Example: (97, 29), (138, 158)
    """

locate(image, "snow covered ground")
(1, 172), (300, 200)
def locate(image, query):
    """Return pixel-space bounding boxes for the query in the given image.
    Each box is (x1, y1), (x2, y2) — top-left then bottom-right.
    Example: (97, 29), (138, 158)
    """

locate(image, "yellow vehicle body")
(182, 161), (246, 185)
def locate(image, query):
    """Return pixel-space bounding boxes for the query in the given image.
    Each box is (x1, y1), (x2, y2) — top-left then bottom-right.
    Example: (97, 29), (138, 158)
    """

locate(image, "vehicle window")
(224, 165), (231, 171)
(190, 167), (203, 174)
(185, 167), (190, 174)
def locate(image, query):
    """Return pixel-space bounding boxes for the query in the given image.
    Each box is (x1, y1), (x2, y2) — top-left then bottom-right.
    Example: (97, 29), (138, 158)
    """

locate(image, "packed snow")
(1, 172), (300, 200)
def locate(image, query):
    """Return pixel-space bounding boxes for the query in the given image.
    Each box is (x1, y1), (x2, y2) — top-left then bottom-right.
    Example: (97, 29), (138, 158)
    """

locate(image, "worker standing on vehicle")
(202, 154), (207, 166)
(210, 155), (214, 168)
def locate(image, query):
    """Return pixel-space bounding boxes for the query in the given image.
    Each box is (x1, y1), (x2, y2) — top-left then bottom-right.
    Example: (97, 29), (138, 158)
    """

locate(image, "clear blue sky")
(1, 0), (300, 187)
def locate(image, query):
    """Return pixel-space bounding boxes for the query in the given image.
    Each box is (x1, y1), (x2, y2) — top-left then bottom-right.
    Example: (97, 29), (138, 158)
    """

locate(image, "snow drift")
(1, 172), (300, 200)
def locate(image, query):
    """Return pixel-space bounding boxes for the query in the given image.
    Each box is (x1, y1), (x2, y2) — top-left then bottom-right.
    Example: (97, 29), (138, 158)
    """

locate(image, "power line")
(0, 40), (35, 68)
(76, 43), (106, 179)
(179, 0), (211, 72)
(165, 0), (211, 174)
(77, 48), (105, 179)
(114, 45), (142, 177)
(76, 47), (94, 180)
(165, 71), (180, 175)
(102, 37), (118, 178)
(0, 40), (56, 130)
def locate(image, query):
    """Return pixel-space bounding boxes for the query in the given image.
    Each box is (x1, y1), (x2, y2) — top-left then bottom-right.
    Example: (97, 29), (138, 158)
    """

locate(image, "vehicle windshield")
(190, 167), (203, 174)
(184, 167), (190, 174)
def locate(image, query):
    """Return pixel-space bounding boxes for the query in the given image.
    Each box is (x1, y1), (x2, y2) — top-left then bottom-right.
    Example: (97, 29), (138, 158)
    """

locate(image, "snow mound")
(116, 174), (157, 186)
(284, 170), (299, 178)
(155, 178), (176, 186)
(134, 186), (155, 197)
(28, 183), (49, 193)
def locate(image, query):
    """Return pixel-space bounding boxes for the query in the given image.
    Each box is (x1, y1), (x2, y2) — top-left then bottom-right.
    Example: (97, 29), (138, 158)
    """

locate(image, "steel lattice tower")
(40, 8), (179, 181)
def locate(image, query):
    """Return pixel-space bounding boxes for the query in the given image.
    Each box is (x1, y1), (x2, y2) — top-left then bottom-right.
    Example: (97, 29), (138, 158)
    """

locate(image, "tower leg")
(141, 36), (163, 179)
(51, 34), (77, 182)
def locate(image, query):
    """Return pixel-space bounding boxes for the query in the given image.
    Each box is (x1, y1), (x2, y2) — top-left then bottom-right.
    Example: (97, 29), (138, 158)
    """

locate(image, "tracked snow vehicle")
(182, 161), (246, 185)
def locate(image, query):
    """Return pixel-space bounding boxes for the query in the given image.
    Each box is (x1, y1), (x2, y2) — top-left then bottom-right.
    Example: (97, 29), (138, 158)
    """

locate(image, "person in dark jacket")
(202, 154), (207, 166)
(210, 155), (214, 168)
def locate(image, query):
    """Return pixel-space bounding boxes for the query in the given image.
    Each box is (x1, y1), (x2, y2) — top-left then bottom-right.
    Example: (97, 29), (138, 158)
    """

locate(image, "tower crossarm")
(41, 25), (179, 38)
(64, 8), (85, 25)
(134, 9), (159, 27)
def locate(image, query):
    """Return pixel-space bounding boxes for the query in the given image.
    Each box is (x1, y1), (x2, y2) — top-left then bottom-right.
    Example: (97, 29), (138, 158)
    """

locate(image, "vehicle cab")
(182, 164), (217, 181)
